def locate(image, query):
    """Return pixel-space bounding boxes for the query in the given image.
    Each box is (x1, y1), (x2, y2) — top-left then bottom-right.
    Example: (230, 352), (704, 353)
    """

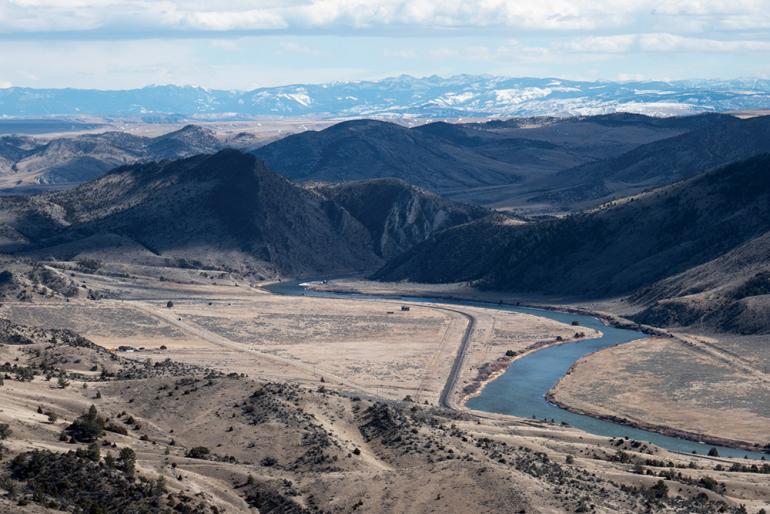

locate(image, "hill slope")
(533, 115), (770, 209)
(0, 125), (258, 191)
(2, 150), (380, 276)
(0, 113), (739, 214)
(0, 150), (484, 277)
(312, 178), (488, 259)
(253, 115), (712, 200)
(375, 155), (770, 304)
(630, 231), (770, 334)
(253, 119), (521, 192)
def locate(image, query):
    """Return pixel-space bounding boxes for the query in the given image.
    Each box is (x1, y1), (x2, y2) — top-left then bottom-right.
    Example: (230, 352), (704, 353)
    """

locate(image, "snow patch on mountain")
(1, 75), (769, 118)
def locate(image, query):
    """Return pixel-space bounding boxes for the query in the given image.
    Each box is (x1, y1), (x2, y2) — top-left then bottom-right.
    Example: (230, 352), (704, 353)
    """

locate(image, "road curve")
(436, 306), (476, 409)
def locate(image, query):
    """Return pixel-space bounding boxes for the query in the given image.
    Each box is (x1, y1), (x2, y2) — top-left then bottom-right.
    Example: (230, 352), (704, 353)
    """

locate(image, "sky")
(1, 0), (770, 90)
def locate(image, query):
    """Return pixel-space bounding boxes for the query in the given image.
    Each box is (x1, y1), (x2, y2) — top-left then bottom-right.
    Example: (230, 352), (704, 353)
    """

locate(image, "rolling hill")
(253, 114), (711, 200)
(0, 150), (483, 277)
(252, 119), (522, 192)
(532, 115), (770, 209)
(0, 125), (258, 191)
(0, 113), (747, 217)
(374, 154), (770, 332)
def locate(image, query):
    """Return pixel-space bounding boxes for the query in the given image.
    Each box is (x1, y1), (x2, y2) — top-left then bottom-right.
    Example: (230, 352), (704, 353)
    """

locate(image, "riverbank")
(460, 330), (600, 404)
(549, 337), (770, 454)
(546, 390), (764, 454)
(302, 278), (770, 458)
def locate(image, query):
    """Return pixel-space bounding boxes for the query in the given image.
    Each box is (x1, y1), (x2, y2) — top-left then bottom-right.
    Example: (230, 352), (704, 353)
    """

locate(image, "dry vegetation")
(0, 267), (768, 513)
(551, 337), (770, 449)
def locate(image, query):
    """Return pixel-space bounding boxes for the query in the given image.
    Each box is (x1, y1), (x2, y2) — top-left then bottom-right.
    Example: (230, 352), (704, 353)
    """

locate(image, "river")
(265, 279), (767, 460)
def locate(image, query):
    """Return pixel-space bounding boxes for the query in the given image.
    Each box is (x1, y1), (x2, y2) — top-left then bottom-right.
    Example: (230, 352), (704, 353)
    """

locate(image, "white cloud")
(566, 33), (770, 54)
(279, 41), (322, 55)
(651, 0), (770, 29)
(1, 1), (770, 88)
(1, 1), (768, 35)
(180, 9), (287, 31)
(383, 48), (417, 59)
(564, 35), (637, 54)
(638, 33), (770, 52)
(0, 80), (12, 88)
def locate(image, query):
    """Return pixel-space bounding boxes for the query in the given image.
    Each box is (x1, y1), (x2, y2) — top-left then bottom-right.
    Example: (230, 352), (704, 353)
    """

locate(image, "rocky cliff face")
(312, 178), (488, 259)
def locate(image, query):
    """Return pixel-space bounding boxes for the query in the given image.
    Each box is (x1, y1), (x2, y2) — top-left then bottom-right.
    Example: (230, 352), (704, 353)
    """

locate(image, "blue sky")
(1, 1), (769, 89)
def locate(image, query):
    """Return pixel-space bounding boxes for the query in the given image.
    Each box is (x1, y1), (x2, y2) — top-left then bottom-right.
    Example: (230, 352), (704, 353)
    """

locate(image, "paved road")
(435, 307), (476, 409)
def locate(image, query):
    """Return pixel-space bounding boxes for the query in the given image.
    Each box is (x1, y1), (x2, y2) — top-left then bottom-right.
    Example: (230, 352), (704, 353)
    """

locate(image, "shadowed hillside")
(0, 150), (484, 278)
(375, 155), (770, 325)
(1, 114), (747, 216)
(252, 114), (745, 212)
(253, 119), (521, 192)
(533, 115), (770, 209)
(312, 178), (488, 259)
(0, 150), (379, 276)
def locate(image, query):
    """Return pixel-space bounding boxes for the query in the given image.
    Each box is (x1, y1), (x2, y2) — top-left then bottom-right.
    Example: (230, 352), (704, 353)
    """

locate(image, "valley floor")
(551, 337), (770, 448)
(307, 279), (770, 453)
(0, 268), (768, 513)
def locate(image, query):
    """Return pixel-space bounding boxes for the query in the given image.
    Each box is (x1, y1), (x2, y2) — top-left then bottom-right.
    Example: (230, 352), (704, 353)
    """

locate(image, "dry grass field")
(552, 337), (770, 447)
(0, 269), (768, 513)
(0, 271), (593, 405)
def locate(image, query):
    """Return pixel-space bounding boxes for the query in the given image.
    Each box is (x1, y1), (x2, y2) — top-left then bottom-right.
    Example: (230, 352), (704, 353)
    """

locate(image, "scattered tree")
(66, 405), (104, 442)
(185, 446), (210, 459)
(647, 480), (668, 500)
(119, 447), (136, 476)
(75, 442), (100, 462)
(699, 476), (719, 491)
(152, 475), (166, 496)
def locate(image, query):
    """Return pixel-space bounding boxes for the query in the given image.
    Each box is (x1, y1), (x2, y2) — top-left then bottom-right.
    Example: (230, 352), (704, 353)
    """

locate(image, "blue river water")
(265, 280), (768, 460)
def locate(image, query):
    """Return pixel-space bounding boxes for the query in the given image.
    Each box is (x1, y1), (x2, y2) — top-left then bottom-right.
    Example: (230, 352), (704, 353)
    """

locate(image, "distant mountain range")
(2, 76), (770, 118)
